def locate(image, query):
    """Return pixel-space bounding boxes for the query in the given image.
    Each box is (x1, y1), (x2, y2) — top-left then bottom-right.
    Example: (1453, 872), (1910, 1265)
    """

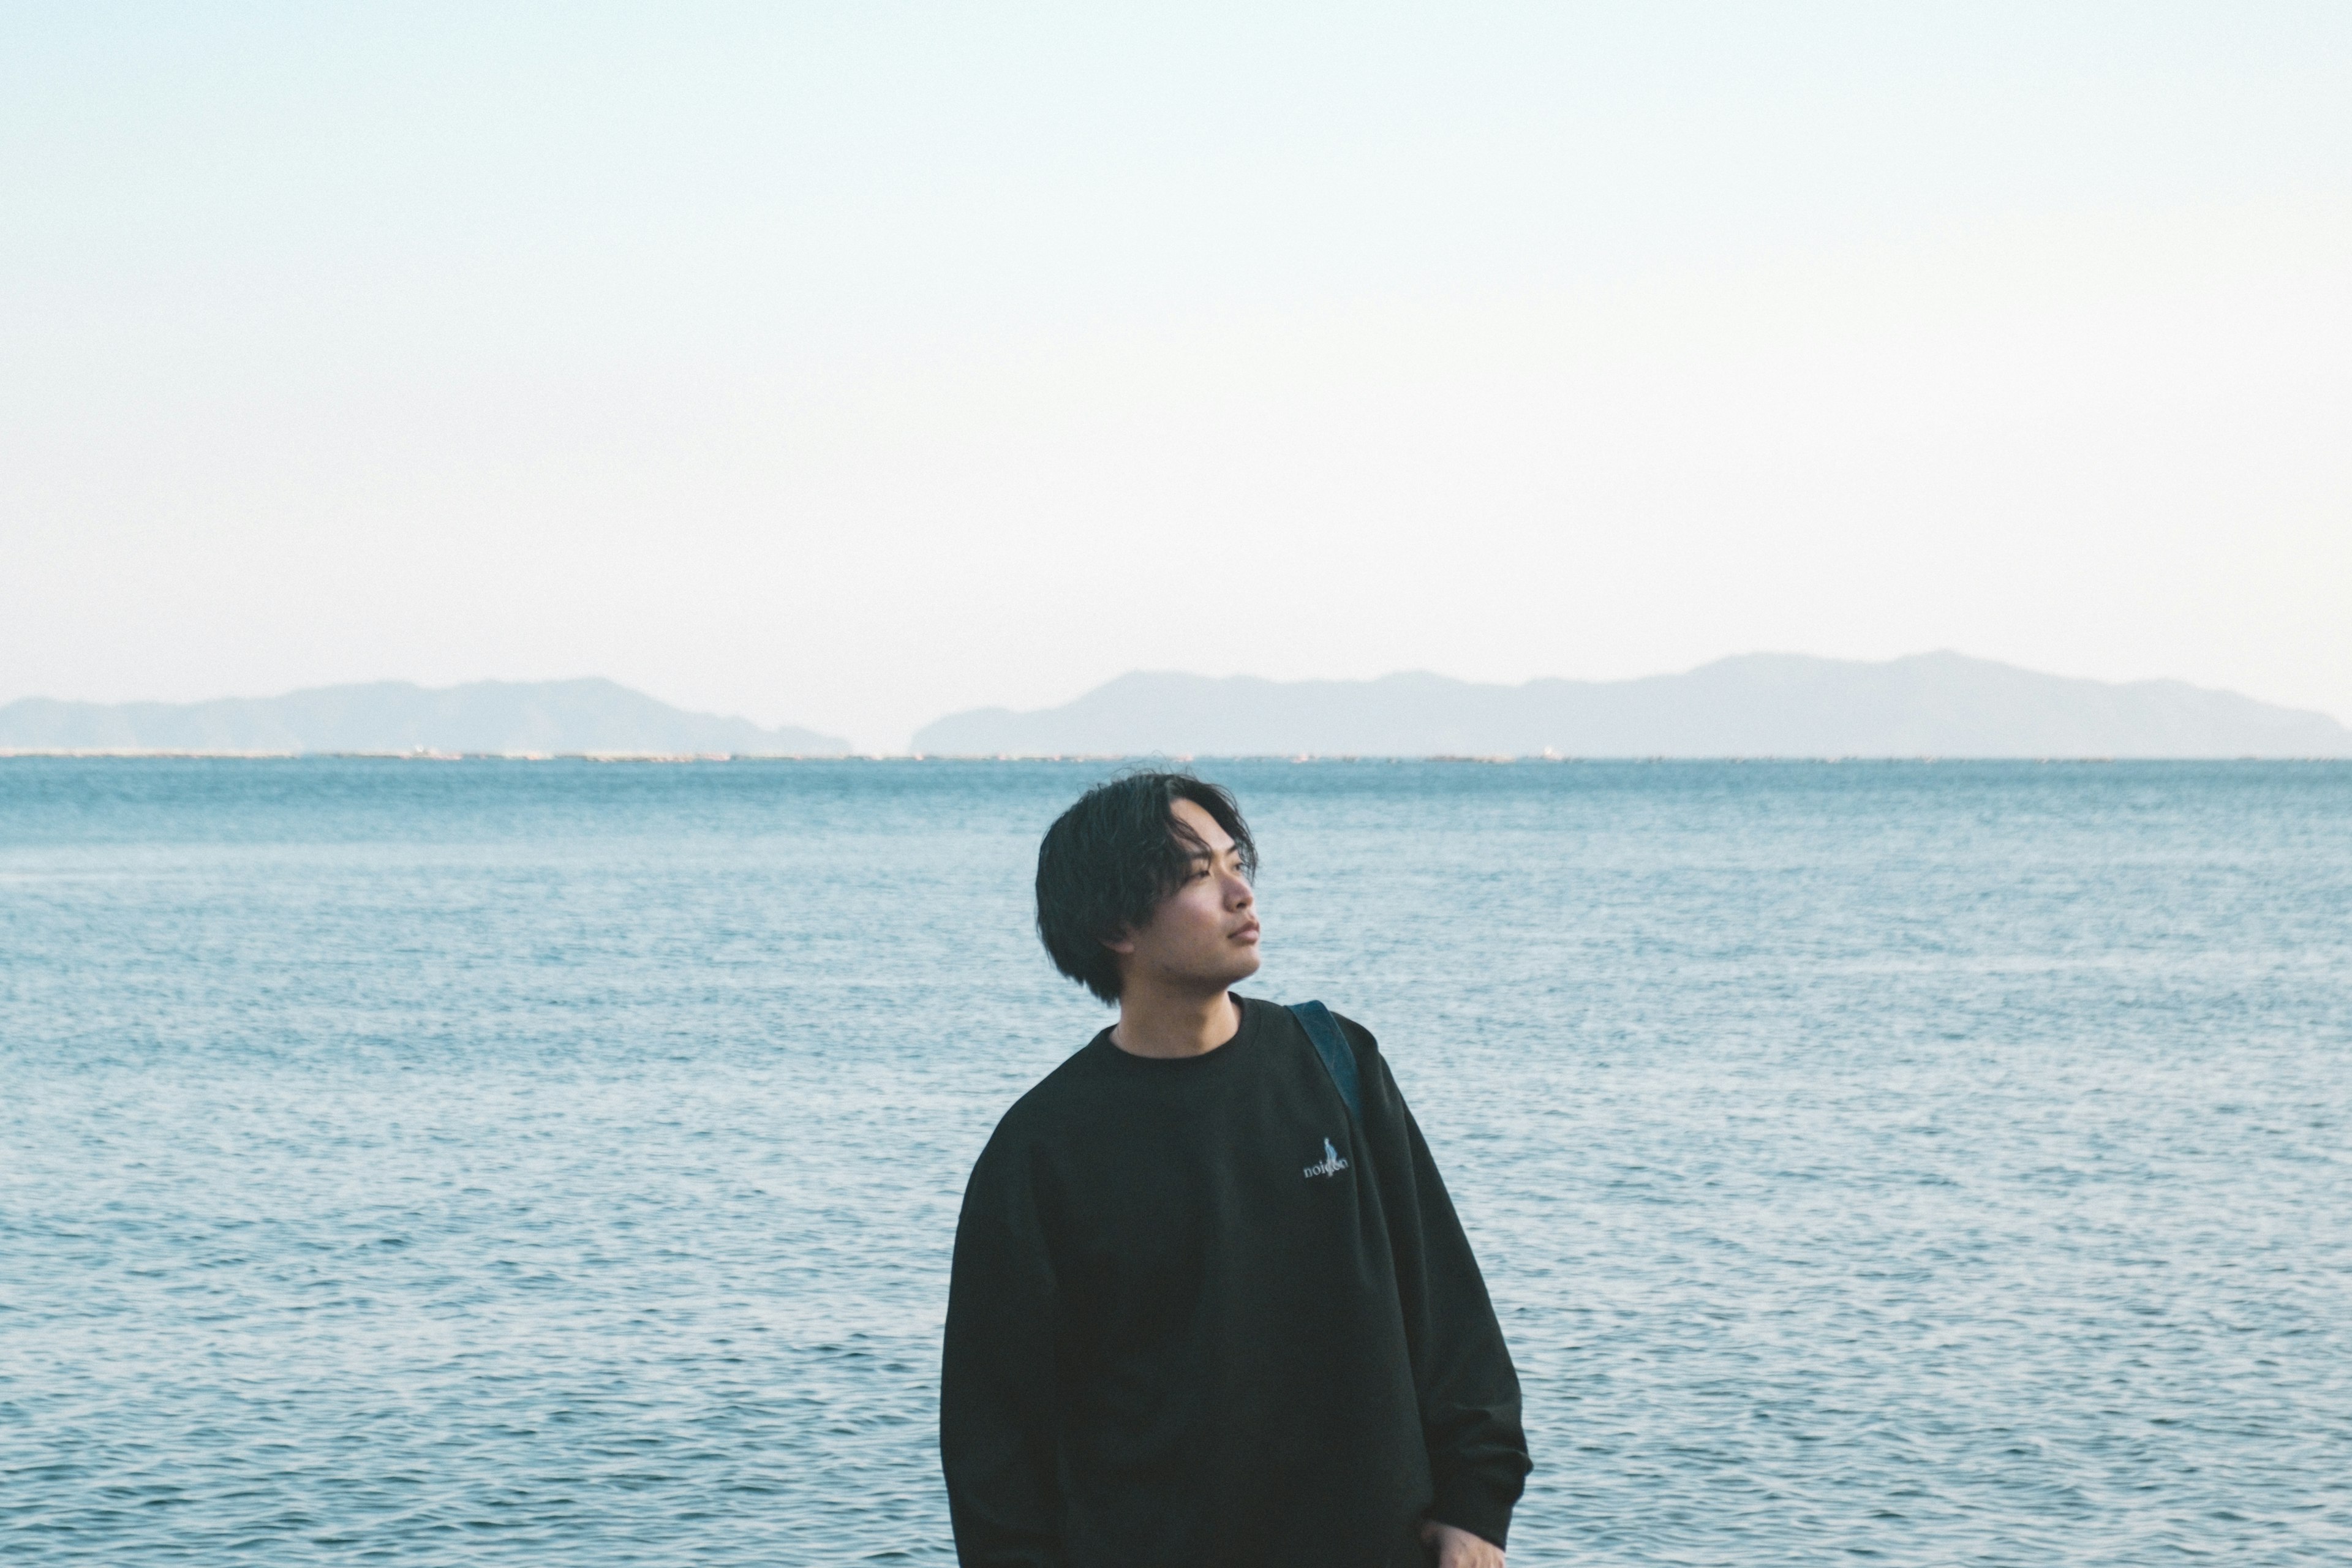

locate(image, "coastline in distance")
(0, 679), (852, 758)
(911, 652), (2352, 760)
(10, 654), (2350, 760)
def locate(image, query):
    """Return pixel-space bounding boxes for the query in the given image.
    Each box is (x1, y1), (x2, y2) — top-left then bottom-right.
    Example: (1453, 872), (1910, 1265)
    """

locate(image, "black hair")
(1035, 770), (1258, 1003)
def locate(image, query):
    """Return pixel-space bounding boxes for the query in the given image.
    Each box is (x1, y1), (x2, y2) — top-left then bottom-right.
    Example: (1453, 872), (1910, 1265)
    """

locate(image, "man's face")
(1109, 797), (1262, 996)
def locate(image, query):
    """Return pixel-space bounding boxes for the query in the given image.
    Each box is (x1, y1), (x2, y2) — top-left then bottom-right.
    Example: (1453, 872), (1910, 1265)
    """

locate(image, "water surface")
(4, 759), (2348, 1564)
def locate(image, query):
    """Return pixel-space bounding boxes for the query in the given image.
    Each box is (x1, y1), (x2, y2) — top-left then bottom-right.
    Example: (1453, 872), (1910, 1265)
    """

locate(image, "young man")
(941, 772), (1530, 1567)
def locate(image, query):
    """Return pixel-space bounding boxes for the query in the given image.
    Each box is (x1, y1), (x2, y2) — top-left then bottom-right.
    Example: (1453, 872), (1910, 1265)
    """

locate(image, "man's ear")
(1101, 928), (1136, 957)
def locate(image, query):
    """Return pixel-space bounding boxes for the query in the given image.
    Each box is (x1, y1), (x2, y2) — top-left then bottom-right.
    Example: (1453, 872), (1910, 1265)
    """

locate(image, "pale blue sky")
(6, 4), (2348, 749)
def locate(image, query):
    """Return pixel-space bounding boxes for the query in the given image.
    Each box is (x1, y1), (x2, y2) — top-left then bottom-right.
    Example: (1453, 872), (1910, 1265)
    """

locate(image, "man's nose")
(1224, 872), (1254, 907)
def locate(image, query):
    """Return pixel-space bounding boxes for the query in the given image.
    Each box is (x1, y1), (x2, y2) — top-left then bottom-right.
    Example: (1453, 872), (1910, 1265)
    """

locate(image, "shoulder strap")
(1287, 1000), (1362, 1126)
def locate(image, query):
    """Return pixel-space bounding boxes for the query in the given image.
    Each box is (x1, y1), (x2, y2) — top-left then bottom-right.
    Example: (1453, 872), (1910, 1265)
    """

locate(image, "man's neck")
(1109, 986), (1242, 1060)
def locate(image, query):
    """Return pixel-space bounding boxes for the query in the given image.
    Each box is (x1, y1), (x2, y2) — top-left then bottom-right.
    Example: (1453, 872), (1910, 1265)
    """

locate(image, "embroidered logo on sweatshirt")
(1303, 1138), (1350, 1179)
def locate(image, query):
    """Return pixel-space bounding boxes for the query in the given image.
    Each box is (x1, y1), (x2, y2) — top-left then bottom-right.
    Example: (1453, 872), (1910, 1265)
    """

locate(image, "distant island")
(911, 652), (2352, 759)
(0, 679), (851, 757)
(9, 655), (2348, 760)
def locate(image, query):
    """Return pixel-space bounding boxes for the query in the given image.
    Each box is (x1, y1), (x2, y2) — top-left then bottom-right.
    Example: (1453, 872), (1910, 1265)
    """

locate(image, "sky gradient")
(6, 3), (2348, 750)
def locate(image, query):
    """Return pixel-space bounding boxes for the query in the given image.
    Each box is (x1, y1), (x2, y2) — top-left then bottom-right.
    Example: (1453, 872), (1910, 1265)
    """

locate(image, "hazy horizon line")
(10, 646), (2349, 737)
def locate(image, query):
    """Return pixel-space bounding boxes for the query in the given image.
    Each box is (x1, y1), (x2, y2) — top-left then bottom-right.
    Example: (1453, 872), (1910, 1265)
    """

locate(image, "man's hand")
(1419, 1519), (1505, 1567)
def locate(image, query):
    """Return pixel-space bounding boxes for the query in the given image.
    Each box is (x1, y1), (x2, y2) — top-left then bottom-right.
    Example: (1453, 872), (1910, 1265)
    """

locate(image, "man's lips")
(1231, 922), (1261, 943)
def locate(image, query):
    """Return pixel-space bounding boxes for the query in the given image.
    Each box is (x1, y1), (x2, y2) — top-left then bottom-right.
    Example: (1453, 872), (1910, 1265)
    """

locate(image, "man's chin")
(1164, 951), (1261, 995)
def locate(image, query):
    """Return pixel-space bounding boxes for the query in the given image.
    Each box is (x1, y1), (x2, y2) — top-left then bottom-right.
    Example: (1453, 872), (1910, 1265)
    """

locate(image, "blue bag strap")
(1287, 1000), (1362, 1126)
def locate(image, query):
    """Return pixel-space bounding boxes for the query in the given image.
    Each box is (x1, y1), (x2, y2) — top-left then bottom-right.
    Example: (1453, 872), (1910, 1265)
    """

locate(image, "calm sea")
(4, 759), (2349, 1565)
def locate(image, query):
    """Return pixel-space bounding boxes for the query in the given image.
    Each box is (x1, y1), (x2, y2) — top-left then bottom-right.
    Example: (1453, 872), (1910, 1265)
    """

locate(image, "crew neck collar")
(1093, 993), (1262, 1071)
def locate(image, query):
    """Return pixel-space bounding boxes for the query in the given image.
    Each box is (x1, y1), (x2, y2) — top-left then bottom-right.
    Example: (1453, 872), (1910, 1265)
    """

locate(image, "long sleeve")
(1348, 1018), (1532, 1549)
(940, 1137), (1065, 1567)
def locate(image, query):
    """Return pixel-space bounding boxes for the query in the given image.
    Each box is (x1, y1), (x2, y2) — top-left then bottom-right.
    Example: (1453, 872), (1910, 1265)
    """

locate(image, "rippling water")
(4, 758), (2349, 1564)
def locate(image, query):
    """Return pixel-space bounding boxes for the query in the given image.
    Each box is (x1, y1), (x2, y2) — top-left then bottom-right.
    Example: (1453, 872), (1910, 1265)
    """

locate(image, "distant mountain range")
(912, 653), (2352, 758)
(7, 655), (2347, 759)
(0, 679), (851, 756)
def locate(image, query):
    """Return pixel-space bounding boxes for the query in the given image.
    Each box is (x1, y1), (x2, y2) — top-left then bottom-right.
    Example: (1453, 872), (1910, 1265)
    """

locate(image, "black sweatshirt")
(940, 997), (1529, 1567)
